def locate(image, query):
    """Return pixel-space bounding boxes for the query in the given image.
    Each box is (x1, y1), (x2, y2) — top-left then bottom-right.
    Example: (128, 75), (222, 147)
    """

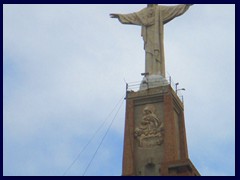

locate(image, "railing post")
(125, 83), (129, 99)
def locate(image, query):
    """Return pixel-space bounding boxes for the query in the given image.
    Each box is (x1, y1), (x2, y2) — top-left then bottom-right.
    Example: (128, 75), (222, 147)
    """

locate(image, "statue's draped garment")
(117, 5), (191, 77)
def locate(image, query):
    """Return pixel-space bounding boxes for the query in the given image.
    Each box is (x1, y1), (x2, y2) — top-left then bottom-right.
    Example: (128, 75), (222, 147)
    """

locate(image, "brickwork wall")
(122, 86), (200, 176)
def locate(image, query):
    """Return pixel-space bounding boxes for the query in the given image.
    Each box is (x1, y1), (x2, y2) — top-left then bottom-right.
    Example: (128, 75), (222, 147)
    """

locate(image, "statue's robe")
(117, 5), (191, 77)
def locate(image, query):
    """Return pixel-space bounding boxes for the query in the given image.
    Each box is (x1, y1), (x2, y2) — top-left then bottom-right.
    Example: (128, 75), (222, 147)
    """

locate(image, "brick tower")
(122, 84), (200, 176)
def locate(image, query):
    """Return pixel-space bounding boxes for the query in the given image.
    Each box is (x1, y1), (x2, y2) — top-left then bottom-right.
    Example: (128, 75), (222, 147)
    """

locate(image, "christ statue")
(110, 4), (193, 78)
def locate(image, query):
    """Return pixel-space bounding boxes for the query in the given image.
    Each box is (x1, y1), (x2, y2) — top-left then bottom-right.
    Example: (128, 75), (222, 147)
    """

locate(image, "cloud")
(3, 4), (235, 176)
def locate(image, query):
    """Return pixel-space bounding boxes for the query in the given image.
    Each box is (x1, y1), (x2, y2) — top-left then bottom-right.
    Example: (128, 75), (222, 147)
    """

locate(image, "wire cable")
(62, 94), (125, 176)
(82, 98), (125, 176)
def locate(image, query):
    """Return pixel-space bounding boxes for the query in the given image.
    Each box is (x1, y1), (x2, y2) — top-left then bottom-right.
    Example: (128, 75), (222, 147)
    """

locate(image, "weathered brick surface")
(122, 99), (135, 176)
(163, 90), (178, 162)
(122, 86), (200, 176)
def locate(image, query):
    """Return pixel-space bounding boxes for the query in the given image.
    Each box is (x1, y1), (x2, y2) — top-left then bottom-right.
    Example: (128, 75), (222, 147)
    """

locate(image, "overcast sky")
(3, 4), (235, 176)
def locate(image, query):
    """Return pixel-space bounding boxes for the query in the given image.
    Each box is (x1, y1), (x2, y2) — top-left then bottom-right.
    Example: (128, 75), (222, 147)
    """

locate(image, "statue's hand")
(110, 14), (119, 18)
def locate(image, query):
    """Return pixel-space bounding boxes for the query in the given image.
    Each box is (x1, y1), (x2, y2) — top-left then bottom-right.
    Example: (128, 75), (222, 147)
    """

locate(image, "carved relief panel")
(134, 104), (164, 148)
(134, 101), (165, 176)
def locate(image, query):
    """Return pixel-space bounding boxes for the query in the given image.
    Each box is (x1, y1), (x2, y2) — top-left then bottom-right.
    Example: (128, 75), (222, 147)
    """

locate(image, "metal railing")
(168, 76), (185, 104)
(125, 75), (184, 103)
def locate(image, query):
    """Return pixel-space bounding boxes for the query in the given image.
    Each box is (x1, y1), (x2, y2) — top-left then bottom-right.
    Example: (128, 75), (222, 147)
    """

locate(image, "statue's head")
(147, 4), (158, 7)
(143, 105), (155, 115)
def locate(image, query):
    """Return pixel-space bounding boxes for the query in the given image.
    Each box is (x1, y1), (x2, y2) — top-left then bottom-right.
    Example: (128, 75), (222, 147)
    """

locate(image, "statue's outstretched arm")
(110, 14), (120, 19)
(110, 12), (143, 25)
(162, 4), (193, 24)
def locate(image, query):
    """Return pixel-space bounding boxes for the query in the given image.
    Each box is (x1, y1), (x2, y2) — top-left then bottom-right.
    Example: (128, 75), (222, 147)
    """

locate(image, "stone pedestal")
(122, 85), (200, 176)
(140, 75), (168, 91)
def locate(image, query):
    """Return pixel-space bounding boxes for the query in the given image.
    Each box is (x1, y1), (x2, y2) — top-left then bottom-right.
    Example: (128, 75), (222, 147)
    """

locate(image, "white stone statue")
(110, 4), (193, 89)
